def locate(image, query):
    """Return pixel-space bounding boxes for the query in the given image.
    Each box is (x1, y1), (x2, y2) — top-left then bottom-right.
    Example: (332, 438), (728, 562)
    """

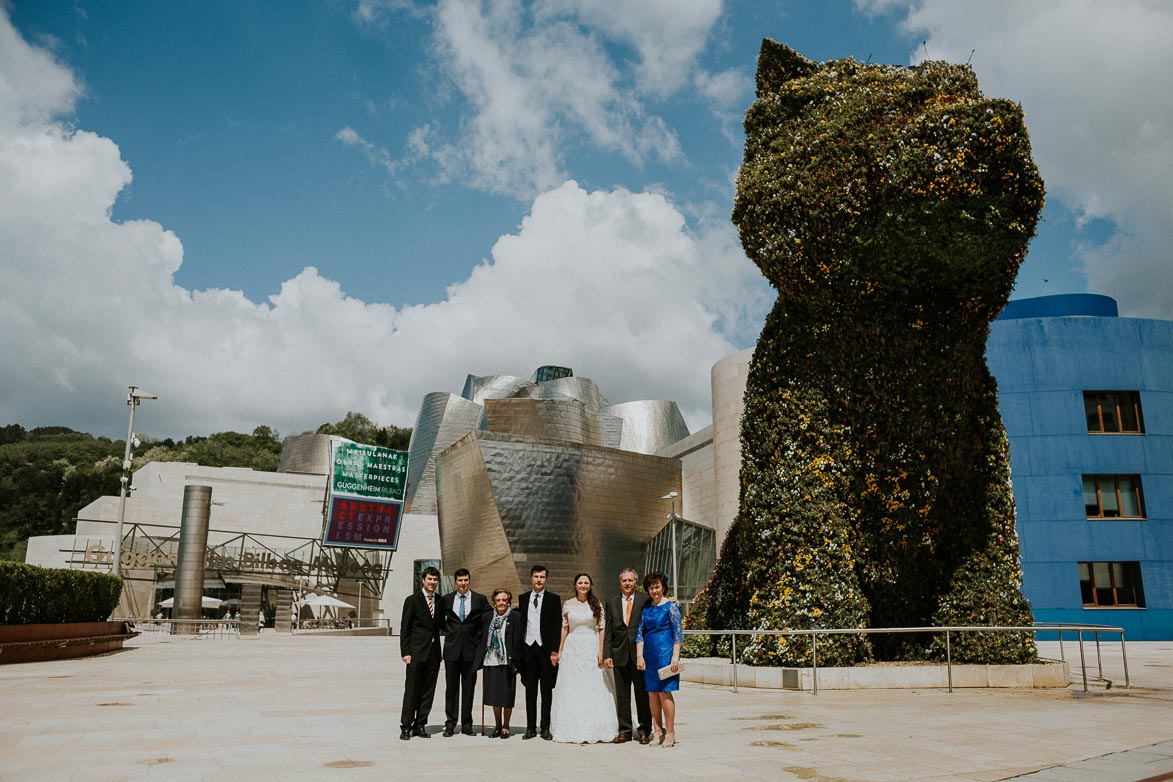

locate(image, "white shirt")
(525, 589), (544, 646)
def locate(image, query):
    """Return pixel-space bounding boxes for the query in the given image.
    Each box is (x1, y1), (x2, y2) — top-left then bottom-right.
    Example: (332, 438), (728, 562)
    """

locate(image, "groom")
(517, 564), (561, 740)
(603, 567), (653, 744)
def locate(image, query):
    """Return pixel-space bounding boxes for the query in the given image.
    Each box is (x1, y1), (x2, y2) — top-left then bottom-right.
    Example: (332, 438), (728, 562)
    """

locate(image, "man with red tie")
(400, 566), (445, 740)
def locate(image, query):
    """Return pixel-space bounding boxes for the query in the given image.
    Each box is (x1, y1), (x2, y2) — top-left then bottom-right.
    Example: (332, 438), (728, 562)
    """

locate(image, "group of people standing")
(399, 564), (684, 747)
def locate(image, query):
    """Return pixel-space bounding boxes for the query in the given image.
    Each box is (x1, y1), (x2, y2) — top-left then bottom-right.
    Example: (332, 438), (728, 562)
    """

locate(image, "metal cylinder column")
(173, 485), (213, 633)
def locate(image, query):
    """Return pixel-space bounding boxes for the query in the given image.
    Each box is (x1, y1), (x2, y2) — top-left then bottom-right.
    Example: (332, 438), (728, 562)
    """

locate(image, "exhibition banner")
(322, 441), (409, 549)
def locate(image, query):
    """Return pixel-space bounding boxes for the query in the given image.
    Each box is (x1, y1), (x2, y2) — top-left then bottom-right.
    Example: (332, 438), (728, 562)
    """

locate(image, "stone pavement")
(1, 635), (1170, 781)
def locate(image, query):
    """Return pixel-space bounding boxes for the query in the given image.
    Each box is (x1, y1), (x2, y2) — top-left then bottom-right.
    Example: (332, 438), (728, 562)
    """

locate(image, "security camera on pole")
(113, 386), (157, 579)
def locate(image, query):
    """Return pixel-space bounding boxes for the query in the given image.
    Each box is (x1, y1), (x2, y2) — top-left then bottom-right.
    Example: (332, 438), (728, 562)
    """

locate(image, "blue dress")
(636, 601), (683, 693)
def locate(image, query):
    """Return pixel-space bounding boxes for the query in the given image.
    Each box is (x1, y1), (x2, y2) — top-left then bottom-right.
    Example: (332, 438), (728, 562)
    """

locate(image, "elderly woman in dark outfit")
(481, 588), (522, 738)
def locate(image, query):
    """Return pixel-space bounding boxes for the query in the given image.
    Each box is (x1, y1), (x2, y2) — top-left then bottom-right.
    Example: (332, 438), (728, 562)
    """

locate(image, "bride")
(549, 573), (618, 743)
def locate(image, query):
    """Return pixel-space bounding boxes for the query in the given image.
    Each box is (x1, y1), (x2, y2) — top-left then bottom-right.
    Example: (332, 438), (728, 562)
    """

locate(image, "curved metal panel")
(437, 431), (682, 599)
(532, 376), (611, 410)
(405, 392), (484, 514)
(711, 347), (753, 544)
(603, 400), (691, 455)
(461, 374), (534, 404)
(278, 433), (338, 475)
(482, 398), (590, 445)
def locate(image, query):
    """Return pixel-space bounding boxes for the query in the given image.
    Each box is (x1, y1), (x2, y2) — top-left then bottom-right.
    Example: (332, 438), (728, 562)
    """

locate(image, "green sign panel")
(330, 442), (409, 502)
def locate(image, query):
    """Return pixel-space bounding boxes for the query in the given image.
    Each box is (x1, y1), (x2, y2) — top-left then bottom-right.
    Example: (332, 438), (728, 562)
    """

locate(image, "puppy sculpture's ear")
(756, 39), (817, 98)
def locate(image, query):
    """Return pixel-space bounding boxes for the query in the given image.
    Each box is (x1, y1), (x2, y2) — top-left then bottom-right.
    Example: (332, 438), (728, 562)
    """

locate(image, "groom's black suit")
(603, 592), (653, 740)
(517, 588), (561, 734)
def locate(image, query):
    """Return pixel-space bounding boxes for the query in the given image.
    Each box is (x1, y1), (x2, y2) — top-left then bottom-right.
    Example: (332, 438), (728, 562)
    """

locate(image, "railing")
(291, 618), (391, 634)
(131, 618), (240, 639)
(684, 623), (1128, 696)
(1035, 622), (1130, 691)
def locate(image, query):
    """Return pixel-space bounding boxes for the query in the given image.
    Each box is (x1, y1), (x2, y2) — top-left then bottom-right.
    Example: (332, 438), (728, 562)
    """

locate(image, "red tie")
(427, 596), (434, 617)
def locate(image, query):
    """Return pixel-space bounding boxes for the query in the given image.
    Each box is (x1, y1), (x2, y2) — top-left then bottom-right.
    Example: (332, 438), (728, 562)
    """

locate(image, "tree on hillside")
(313, 412), (411, 450)
(0, 412), (411, 561)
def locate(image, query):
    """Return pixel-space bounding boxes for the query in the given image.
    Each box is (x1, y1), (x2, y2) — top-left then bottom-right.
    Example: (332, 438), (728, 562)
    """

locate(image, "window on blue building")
(1084, 391), (1144, 434)
(1079, 561), (1145, 607)
(1082, 474), (1145, 518)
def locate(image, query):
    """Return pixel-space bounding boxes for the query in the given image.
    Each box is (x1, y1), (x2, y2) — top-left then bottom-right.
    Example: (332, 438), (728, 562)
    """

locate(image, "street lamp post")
(358, 581), (364, 628)
(113, 386), (157, 578)
(661, 491), (680, 600)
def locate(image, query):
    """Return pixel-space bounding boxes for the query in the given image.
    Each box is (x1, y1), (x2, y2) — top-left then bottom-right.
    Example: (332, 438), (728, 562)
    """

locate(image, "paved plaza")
(1, 634), (1171, 781)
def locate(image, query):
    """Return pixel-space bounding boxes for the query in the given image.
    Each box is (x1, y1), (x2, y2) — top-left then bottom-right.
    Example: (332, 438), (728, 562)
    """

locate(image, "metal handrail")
(683, 623), (1128, 695)
(292, 618), (391, 634)
(132, 618), (240, 639)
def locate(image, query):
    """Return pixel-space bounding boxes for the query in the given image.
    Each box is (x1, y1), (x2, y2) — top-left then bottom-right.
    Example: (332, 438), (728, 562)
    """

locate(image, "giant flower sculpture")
(695, 40), (1043, 666)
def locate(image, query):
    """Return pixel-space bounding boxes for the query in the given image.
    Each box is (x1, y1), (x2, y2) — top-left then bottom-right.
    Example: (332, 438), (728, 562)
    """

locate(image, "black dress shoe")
(522, 729), (538, 740)
(442, 727), (455, 737)
(413, 727), (430, 738)
(461, 727), (475, 736)
(399, 729), (411, 741)
(490, 727), (503, 738)
(541, 730), (553, 741)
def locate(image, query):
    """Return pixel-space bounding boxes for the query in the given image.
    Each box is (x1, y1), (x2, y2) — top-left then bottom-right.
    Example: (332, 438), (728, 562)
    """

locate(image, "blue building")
(988, 294), (1173, 640)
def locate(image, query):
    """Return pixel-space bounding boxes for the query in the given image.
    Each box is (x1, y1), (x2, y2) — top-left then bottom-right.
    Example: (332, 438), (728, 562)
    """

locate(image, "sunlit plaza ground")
(2, 635), (1171, 781)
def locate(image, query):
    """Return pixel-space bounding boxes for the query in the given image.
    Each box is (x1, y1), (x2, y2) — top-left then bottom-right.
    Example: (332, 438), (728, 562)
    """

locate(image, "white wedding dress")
(549, 599), (617, 743)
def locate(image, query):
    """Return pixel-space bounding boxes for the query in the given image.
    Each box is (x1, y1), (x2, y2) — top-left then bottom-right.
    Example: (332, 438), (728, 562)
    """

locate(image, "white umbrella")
(158, 596), (222, 609)
(303, 594), (355, 609)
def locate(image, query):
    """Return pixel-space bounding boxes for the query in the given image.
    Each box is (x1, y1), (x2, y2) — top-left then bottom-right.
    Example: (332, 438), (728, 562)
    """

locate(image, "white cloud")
(0, 11), (766, 438)
(693, 67), (751, 110)
(354, 0), (425, 25)
(342, 0), (736, 200)
(0, 15), (79, 129)
(534, 0), (723, 97)
(861, 0), (1173, 318)
(336, 125), (398, 175)
(415, 0), (684, 198)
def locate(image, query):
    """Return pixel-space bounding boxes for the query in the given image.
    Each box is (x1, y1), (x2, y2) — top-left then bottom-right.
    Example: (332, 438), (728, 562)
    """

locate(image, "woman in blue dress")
(635, 570), (683, 748)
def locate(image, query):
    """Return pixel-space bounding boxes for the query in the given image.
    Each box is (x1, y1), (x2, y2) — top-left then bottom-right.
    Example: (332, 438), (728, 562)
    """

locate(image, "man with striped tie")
(400, 566), (445, 740)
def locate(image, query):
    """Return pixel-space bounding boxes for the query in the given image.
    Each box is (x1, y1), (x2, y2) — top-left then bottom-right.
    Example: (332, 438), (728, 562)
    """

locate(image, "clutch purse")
(657, 663), (682, 680)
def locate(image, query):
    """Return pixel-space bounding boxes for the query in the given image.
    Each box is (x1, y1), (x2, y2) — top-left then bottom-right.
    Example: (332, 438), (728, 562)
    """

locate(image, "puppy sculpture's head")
(734, 40), (1044, 320)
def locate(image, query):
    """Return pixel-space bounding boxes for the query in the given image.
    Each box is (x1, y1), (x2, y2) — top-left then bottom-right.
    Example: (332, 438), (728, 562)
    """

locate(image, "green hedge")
(0, 561), (122, 624)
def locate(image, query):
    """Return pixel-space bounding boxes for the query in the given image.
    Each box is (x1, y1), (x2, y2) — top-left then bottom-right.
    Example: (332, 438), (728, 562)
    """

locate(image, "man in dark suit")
(442, 567), (490, 736)
(400, 566), (445, 740)
(516, 564), (561, 740)
(603, 567), (654, 744)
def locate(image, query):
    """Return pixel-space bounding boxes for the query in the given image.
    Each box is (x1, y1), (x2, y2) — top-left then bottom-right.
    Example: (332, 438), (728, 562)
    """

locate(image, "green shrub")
(0, 560), (122, 624)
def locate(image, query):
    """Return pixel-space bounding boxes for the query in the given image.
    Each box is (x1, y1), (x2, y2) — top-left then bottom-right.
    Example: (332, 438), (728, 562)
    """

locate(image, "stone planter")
(0, 621), (139, 665)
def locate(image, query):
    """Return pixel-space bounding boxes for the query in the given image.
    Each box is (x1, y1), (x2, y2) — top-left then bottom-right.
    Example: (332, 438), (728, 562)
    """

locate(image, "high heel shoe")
(650, 729), (664, 746)
(662, 731), (676, 748)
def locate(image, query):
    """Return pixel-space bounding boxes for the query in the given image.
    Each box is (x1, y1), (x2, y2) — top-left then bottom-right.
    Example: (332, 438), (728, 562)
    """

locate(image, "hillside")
(0, 413), (410, 561)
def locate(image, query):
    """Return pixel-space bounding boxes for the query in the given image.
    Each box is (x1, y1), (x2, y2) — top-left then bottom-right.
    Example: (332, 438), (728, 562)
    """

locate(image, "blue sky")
(2, 1), (1170, 439)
